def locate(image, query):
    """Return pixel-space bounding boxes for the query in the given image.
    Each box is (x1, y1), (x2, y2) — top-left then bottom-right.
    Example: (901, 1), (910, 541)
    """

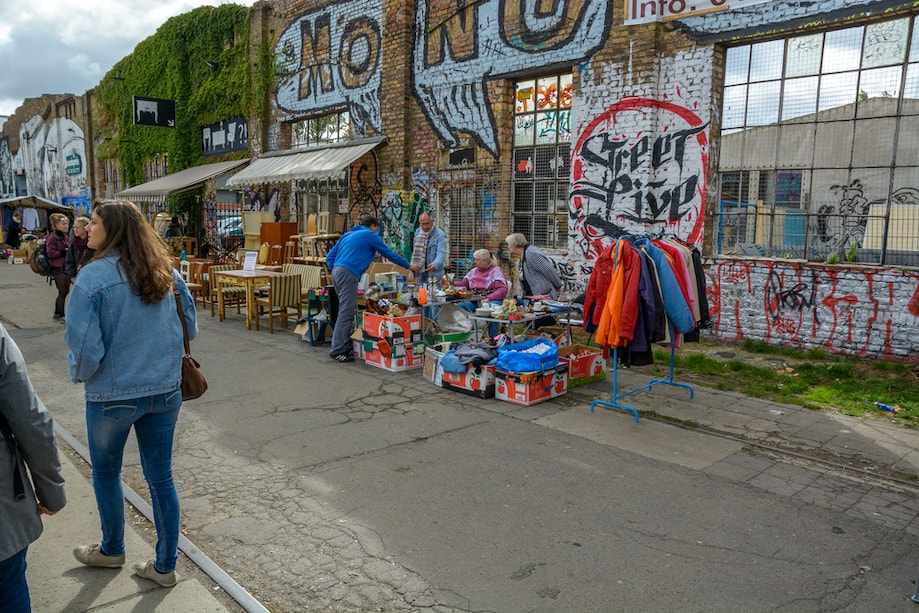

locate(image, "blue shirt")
(326, 225), (410, 277)
(65, 250), (197, 402)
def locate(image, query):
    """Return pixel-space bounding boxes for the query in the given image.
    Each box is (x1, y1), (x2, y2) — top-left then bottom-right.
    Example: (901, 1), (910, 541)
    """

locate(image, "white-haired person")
(504, 233), (562, 300)
(453, 249), (508, 337)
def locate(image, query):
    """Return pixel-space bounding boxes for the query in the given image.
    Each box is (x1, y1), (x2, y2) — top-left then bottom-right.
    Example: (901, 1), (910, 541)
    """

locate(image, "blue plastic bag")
(496, 338), (558, 372)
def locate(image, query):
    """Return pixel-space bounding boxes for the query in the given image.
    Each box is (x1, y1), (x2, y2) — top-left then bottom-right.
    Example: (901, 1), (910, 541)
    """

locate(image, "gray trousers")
(330, 266), (358, 356)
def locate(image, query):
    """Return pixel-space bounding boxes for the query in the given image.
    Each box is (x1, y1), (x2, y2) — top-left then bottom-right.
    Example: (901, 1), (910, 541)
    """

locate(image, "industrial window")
(717, 13), (919, 265)
(292, 111), (352, 148)
(512, 74), (572, 249)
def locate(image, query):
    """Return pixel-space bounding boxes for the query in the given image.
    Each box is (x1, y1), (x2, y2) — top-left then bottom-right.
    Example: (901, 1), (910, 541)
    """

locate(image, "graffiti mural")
(569, 97), (709, 264)
(379, 190), (429, 259)
(350, 151), (382, 218)
(708, 259), (919, 360)
(810, 178), (919, 255)
(412, 0), (613, 157)
(275, 0), (382, 135)
(0, 138), (13, 198)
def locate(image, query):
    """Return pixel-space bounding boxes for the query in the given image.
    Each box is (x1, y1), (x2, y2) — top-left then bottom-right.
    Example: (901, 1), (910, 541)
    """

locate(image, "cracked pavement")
(4, 262), (919, 612)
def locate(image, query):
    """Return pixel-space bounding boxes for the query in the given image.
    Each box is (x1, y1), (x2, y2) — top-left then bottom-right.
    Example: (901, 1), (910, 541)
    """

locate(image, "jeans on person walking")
(86, 389), (182, 573)
(0, 548), (30, 613)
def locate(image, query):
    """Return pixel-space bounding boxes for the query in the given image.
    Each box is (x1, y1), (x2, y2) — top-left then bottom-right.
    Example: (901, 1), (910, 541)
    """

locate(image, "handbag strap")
(0, 415), (26, 501)
(174, 289), (191, 357)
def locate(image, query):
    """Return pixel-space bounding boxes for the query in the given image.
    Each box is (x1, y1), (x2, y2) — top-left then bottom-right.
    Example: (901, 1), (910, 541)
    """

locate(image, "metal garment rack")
(589, 233), (695, 422)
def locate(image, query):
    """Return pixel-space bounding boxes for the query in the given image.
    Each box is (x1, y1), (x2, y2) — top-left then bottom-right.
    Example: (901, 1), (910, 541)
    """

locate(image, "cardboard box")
(558, 344), (606, 388)
(364, 341), (424, 372)
(10, 249), (26, 260)
(495, 364), (568, 406)
(442, 363), (496, 399)
(423, 345), (447, 386)
(362, 312), (423, 344)
(351, 330), (366, 360)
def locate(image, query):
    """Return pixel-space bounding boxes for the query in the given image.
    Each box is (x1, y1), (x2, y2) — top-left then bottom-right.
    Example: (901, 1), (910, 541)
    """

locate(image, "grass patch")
(641, 341), (919, 427)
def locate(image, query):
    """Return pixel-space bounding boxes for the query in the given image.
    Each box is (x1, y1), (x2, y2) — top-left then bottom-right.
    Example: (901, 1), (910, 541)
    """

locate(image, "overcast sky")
(0, 0), (258, 118)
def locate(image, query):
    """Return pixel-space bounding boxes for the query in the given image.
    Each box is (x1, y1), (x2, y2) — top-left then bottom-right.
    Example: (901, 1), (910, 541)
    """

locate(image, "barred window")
(292, 111), (352, 148)
(512, 74), (572, 249)
(718, 14), (919, 266)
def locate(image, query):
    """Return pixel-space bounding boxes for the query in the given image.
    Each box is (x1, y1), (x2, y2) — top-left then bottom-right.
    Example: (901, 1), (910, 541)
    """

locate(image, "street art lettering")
(275, 1), (382, 134)
(569, 97), (709, 263)
(413, 0), (612, 156)
(708, 260), (919, 360)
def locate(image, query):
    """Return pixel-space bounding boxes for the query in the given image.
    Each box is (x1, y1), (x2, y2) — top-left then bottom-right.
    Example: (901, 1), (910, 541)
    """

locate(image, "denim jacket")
(65, 250), (197, 402)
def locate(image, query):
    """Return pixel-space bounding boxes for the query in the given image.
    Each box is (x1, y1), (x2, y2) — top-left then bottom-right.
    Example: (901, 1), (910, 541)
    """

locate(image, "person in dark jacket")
(6, 212), (22, 249)
(45, 214), (72, 322)
(64, 216), (94, 281)
(0, 323), (67, 612)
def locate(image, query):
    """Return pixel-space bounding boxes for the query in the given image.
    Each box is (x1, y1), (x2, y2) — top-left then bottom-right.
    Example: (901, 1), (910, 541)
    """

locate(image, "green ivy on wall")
(94, 4), (256, 214)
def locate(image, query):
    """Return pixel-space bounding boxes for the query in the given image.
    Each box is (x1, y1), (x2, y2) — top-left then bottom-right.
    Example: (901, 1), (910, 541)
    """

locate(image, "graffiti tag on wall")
(708, 260), (919, 359)
(569, 97), (709, 263)
(275, 0), (383, 134)
(412, 0), (612, 157)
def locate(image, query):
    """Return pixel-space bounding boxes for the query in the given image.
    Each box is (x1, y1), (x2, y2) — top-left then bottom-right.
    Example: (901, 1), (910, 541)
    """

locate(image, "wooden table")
(214, 269), (285, 330)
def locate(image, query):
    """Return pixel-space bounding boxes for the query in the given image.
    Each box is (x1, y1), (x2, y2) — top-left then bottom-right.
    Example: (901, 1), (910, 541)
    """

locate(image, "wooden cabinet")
(259, 222), (298, 248)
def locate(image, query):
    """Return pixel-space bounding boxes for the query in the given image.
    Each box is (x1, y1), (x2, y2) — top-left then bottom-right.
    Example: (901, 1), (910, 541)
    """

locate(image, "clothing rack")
(589, 232), (696, 422)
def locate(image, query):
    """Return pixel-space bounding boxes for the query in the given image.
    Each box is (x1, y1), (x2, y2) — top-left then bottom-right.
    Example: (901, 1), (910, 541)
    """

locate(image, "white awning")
(115, 159), (249, 202)
(225, 136), (386, 186)
(0, 195), (74, 213)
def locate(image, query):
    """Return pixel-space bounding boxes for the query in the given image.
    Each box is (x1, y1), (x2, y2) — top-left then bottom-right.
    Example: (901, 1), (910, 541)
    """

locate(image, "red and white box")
(441, 364), (496, 399)
(558, 344), (606, 388)
(364, 341), (424, 372)
(495, 364), (568, 406)
(362, 312), (423, 345)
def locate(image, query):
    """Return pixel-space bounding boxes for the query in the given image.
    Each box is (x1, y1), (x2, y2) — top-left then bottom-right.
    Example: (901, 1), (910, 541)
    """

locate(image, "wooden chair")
(208, 264), (244, 317)
(306, 213), (318, 236)
(186, 261), (209, 307)
(255, 273), (302, 332)
(283, 240), (298, 264)
(268, 244), (283, 266)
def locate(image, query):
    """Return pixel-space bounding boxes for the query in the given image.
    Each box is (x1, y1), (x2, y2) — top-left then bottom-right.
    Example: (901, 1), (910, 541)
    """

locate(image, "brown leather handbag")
(174, 290), (207, 401)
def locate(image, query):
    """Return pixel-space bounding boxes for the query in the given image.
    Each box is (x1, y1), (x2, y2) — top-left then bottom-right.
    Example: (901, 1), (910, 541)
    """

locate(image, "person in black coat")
(6, 212), (21, 249)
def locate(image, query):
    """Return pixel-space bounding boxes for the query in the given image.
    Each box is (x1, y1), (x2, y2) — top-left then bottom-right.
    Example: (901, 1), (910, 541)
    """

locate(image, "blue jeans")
(0, 548), (30, 613)
(86, 390), (182, 573)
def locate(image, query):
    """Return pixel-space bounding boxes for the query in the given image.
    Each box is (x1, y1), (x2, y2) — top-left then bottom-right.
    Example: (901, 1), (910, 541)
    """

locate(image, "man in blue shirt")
(326, 215), (410, 362)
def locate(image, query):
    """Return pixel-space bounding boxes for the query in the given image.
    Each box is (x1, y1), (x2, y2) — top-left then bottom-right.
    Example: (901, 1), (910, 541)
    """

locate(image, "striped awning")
(225, 136), (386, 186)
(115, 159), (248, 202)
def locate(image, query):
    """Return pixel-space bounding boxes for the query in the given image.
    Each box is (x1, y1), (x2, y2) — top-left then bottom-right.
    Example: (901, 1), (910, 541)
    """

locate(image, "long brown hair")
(92, 200), (175, 304)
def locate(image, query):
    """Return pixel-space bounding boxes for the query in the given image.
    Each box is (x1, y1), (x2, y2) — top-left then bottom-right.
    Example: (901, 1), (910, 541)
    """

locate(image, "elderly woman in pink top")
(454, 249), (509, 303)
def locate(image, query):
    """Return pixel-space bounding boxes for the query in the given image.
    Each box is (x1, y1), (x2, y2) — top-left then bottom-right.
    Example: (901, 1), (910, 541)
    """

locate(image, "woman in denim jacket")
(64, 200), (197, 588)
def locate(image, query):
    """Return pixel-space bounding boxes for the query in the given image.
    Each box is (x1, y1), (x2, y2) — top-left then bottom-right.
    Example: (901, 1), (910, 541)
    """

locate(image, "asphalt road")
(3, 260), (918, 612)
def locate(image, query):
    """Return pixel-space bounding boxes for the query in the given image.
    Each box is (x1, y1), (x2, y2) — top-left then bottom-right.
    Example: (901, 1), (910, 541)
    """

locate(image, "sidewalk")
(25, 438), (240, 612)
(568, 365), (919, 482)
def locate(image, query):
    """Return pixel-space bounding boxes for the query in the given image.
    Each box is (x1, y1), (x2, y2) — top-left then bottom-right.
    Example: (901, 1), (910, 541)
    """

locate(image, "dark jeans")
(52, 268), (70, 317)
(0, 548), (30, 613)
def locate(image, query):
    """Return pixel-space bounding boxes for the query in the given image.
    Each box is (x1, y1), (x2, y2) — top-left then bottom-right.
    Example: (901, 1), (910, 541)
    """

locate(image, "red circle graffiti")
(572, 96), (709, 248)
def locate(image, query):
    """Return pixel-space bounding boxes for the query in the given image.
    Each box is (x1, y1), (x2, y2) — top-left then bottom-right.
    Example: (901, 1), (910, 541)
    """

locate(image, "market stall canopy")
(225, 136), (387, 186)
(115, 159), (249, 202)
(0, 195), (74, 213)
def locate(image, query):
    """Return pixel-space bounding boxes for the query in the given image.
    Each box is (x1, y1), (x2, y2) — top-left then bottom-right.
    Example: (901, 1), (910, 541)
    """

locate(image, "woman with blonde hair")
(64, 216), (94, 281)
(64, 200), (197, 588)
(454, 248), (509, 336)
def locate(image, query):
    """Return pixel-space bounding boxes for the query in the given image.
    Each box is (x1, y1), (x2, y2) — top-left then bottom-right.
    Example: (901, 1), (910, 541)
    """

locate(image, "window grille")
(716, 13), (919, 266)
(512, 73), (572, 249)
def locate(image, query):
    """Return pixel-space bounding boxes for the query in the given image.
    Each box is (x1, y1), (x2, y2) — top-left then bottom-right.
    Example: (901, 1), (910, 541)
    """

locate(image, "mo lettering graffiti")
(570, 97), (709, 262)
(275, 1), (382, 134)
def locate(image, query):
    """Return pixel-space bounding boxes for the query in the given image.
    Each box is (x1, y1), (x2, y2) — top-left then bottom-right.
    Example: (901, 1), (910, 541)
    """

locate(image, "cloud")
(0, 1), (258, 116)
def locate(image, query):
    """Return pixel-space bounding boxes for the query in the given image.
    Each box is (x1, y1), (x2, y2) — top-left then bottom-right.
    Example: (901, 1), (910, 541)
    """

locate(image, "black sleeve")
(63, 244), (77, 278)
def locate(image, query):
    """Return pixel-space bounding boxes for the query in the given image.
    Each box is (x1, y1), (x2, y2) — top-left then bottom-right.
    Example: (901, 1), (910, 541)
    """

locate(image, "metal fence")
(714, 200), (919, 266)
